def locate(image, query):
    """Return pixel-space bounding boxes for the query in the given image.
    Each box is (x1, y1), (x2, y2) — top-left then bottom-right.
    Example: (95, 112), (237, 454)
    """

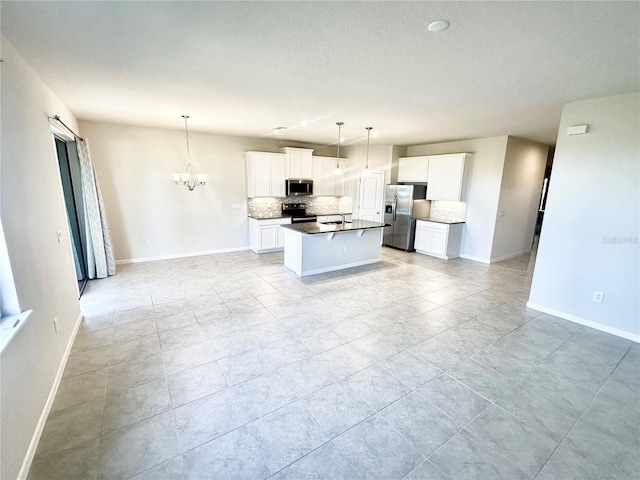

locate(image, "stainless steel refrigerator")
(383, 184), (428, 251)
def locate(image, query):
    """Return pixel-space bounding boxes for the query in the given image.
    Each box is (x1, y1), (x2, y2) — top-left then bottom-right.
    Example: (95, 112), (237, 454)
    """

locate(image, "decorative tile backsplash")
(248, 196), (353, 217)
(430, 201), (467, 223)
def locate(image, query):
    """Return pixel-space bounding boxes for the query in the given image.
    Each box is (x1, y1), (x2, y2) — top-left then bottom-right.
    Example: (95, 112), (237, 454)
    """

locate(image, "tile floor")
(28, 247), (639, 480)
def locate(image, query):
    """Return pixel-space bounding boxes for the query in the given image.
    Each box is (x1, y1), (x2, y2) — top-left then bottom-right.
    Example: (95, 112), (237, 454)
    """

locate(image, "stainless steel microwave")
(286, 179), (313, 196)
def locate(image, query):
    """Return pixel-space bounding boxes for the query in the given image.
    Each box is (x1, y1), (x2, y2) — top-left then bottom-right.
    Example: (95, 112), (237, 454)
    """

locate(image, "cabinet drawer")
(417, 220), (449, 232)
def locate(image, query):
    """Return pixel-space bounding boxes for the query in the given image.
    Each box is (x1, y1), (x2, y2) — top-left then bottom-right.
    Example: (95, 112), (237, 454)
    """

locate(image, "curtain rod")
(49, 114), (84, 141)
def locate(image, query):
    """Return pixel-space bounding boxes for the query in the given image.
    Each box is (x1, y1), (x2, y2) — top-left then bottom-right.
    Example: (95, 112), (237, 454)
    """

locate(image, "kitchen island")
(281, 220), (387, 276)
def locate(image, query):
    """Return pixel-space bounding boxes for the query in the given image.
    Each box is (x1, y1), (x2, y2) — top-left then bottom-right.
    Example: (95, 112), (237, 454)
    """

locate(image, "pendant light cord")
(336, 122), (344, 168)
(365, 127), (373, 169)
(183, 115), (191, 163)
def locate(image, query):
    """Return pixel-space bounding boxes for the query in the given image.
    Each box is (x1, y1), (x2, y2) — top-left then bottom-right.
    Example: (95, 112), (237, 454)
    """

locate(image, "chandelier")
(172, 115), (207, 191)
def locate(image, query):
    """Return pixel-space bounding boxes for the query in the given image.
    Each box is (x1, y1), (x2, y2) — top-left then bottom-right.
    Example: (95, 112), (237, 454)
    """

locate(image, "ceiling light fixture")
(333, 122), (344, 176)
(172, 115), (207, 191)
(363, 127), (373, 175)
(427, 20), (449, 32)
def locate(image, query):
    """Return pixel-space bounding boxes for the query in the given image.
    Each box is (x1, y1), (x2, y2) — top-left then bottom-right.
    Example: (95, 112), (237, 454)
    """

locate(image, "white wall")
(528, 92), (640, 340)
(1, 38), (82, 480)
(491, 137), (548, 261)
(407, 136), (509, 262)
(79, 120), (327, 262)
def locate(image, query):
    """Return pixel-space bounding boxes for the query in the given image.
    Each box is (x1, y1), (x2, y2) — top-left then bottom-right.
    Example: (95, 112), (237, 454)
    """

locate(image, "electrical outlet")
(498, 210), (505, 217)
(57, 230), (63, 243)
(343, 246), (348, 253)
(592, 291), (604, 303)
(53, 317), (58, 333)
(145, 239), (152, 246)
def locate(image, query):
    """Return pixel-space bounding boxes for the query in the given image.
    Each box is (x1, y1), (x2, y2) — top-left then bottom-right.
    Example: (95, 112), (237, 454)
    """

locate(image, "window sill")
(0, 310), (33, 354)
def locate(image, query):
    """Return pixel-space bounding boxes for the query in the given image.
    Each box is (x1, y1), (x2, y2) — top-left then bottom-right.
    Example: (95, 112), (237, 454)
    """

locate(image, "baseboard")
(490, 249), (532, 263)
(17, 312), (84, 480)
(526, 301), (640, 343)
(116, 246), (250, 265)
(458, 254), (491, 264)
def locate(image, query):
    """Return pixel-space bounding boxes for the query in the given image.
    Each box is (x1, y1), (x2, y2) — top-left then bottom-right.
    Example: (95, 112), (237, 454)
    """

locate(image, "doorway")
(54, 137), (89, 296)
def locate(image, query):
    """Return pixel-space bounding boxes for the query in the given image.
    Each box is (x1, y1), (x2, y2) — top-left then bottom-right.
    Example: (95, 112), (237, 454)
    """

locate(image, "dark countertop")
(248, 211), (352, 220)
(415, 217), (466, 225)
(248, 214), (289, 220)
(308, 212), (352, 216)
(281, 219), (388, 235)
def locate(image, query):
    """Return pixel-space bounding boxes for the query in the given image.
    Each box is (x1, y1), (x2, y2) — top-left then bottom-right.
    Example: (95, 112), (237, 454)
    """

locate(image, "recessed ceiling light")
(301, 120), (309, 127)
(427, 20), (449, 32)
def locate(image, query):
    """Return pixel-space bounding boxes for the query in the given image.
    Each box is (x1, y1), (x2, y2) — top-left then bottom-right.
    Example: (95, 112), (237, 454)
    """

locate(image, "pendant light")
(172, 115), (207, 191)
(363, 127), (373, 175)
(333, 122), (344, 176)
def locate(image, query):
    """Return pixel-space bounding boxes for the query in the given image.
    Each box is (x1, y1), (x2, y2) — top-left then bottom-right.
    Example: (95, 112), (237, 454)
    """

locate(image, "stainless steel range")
(281, 203), (317, 223)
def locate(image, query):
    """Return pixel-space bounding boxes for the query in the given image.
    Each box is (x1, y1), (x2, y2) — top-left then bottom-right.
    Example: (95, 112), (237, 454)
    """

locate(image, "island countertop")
(281, 219), (388, 234)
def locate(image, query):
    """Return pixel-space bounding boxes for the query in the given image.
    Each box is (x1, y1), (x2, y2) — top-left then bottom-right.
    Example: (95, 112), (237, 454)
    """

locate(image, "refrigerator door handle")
(392, 195), (398, 221)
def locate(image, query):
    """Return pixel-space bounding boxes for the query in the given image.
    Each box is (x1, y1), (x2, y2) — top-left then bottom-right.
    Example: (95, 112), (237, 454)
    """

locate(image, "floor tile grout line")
(531, 341), (636, 479)
(52, 248), (630, 480)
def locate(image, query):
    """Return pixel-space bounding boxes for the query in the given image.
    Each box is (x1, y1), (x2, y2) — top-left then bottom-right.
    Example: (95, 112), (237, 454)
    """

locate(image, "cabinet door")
(427, 154), (467, 201)
(253, 155), (272, 197)
(270, 155), (286, 197)
(312, 157), (324, 195)
(276, 225), (285, 248)
(414, 227), (428, 251)
(441, 155), (466, 201)
(259, 225), (277, 250)
(430, 230), (448, 255)
(398, 157), (428, 183)
(333, 159), (347, 196)
(426, 157), (446, 200)
(283, 148), (313, 179)
(320, 158), (335, 195)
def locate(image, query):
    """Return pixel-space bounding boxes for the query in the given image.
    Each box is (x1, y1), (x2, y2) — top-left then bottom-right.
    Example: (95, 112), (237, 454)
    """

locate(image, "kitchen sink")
(321, 221), (352, 225)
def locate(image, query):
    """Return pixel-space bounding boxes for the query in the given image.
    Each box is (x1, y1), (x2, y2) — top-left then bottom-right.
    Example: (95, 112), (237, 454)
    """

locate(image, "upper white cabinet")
(312, 156), (347, 196)
(246, 151), (286, 198)
(426, 153), (471, 201)
(398, 156), (429, 183)
(281, 147), (313, 179)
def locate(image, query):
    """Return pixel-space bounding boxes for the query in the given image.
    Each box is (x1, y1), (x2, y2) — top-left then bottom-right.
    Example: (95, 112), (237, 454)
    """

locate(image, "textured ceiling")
(2, 1), (639, 146)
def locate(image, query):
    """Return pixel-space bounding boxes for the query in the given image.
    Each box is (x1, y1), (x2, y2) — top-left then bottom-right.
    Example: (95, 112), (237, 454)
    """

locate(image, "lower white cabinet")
(414, 220), (463, 259)
(249, 217), (292, 253)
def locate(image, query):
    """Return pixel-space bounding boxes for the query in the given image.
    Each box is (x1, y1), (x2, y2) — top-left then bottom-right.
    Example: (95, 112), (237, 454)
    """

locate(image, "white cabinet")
(249, 217), (292, 253)
(246, 152), (286, 198)
(281, 147), (313, 179)
(398, 156), (429, 183)
(312, 156), (347, 196)
(414, 220), (463, 259)
(426, 153), (470, 201)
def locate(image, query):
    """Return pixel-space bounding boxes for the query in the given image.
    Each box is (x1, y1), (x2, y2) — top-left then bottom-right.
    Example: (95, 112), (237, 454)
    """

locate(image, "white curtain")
(76, 139), (116, 279)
